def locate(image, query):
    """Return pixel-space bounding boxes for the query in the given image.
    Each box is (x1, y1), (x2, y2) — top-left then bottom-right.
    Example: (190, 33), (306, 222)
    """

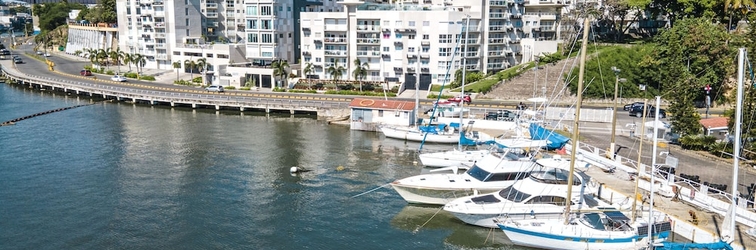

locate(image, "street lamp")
(609, 66), (626, 159)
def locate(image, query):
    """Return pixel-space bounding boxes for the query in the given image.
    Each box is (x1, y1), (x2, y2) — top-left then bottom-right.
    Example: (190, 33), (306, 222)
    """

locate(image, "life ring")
(359, 99), (375, 106)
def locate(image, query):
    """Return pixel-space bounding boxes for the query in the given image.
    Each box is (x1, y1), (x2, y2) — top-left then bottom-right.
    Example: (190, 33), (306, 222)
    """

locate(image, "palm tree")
(195, 58), (208, 86)
(271, 60), (289, 88)
(134, 54), (146, 78)
(352, 59), (369, 92)
(74, 50), (82, 57)
(303, 62), (313, 89)
(96, 49), (108, 70)
(102, 48), (113, 70)
(109, 48), (124, 74)
(172, 60), (182, 82)
(184, 59), (197, 81)
(85, 48), (98, 68)
(327, 61), (345, 84)
(123, 53), (135, 72)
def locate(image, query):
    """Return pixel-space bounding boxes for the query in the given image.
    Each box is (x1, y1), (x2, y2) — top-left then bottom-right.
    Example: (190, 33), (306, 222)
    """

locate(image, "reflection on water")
(390, 205), (527, 249)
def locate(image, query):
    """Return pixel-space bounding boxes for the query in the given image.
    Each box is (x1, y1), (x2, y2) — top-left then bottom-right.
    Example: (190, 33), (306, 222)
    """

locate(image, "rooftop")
(699, 117), (729, 129)
(349, 98), (415, 111)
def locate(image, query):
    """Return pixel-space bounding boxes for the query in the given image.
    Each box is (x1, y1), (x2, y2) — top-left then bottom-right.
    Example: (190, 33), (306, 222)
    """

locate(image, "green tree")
(123, 53), (134, 72)
(352, 58), (369, 92)
(172, 61), (182, 81)
(327, 62), (345, 84)
(184, 59), (196, 80)
(303, 62), (314, 89)
(272, 60), (289, 88)
(195, 58), (208, 85)
(134, 54), (146, 77)
(644, 17), (733, 136)
(566, 45), (655, 99)
(33, 2), (72, 32)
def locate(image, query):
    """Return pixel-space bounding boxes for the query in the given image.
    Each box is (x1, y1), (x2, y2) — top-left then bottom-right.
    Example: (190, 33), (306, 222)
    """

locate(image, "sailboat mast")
(414, 50), (420, 126)
(729, 47), (745, 239)
(459, 16), (470, 151)
(631, 98), (648, 223)
(563, 17), (590, 225)
(648, 96), (661, 244)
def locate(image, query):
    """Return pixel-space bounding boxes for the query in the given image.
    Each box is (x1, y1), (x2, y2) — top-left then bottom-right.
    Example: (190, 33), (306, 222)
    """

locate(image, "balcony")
(303, 27), (311, 31)
(324, 37), (347, 43)
(226, 13), (235, 18)
(421, 41), (430, 46)
(420, 54), (429, 59)
(488, 38), (506, 44)
(488, 50), (506, 56)
(465, 65), (478, 70)
(154, 11), (164, 17)
(356, 51), (381, 57)
(489, 25), (504, 31)
(382, 28), (391, 33)
(356, 25), (381, 32)
(155, 33), (166, 38)
(154, 22), (165, 27)
(207, 12), (219, 18)
(324, 50), (347, 56)
(206, 22), (219, 27)
(394, 41), (403, 46)
(156, 54), (168, 60)
(407, 68), (416, 73)
(510, 13), (522, 19)
(393, 67), (403, 72)
(508, 38), (521, 44)
(207, 3), (218, 8)
(153, 0), (163, 5)
(489, 13), (507, 19)
(302, 51), (311, 56)
(490, 0), (507, 6)
(143, 50), (156, 56)
(407, 54), (417, 59)
(421, 67), (430, 73)
(143, 39), (156, 45)
(156, 43), (166, 48)
(356, 38), (379, 44)
(487, 63), (505, 69)
(382, 54), (391, 59)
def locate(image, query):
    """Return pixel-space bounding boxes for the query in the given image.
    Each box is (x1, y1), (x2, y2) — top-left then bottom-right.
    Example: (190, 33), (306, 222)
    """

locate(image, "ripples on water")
(0, 85), (523, 249)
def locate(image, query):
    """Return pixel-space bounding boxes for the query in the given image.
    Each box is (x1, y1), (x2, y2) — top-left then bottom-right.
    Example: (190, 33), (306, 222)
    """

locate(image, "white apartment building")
(299, 0), (563, 87)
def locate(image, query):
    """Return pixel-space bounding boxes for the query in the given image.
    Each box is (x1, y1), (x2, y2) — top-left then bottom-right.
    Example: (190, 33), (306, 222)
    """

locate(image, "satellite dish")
(527, 97), (548, 103)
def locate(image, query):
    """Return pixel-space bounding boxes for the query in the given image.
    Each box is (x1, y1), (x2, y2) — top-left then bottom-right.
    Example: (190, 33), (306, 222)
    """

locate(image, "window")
(423, 34), (429, 40)
(185, 8), (188, 15)
(279, 34), (283, 38)
(421, 47), (429, 53)
(247, 33), (258, 42)
(408, 21), (415, 27)
(247, 20), (257, 29)
(262, 52), (273, 57)
(383, 46), (389, 52)
(378, 110), (383, 117)
(383, 33), (390, 39)
(395, 45), (402, 50)
(316, 57), (322, 62)
(279, 6), (283, 11)
(423, 21), (429, 26)
(261, 20), (271, 29)
(395, 33), (402, 39)
(438, 47), (451, 56)
(287, 6), (291, 11)
(262, 33), (273, 43)
(260, 6), (272, 15)
(438, 34), (451, 43)
(395, 20), (402, 26)
(408, 34), (415, 40)
(383, 20), (389, 26)
(408, 47), (415, 53)
(246, 6), (257, 15)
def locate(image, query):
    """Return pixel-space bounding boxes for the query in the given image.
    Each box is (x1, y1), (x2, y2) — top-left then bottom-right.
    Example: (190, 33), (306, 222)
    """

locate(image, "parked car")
(205, 85), (224, 92)
(485, 110), (518, 121)
(80, 69), (92, 76)
(110, 75), (127, 82)
(13, 57), (22, 64)
(629, 105), (666, 118)
(447, 94), (471, 104)
(36, 51), (43, 55)
(623, 102), (645, 111)
(43, 53), (51, 57)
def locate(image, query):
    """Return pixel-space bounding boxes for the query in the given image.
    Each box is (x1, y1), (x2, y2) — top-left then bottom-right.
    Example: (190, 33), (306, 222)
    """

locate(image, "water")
(0, 84), (518, 250)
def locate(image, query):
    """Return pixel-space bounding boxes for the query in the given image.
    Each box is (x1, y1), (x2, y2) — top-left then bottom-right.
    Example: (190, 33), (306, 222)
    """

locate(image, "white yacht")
(443, 157), (600, 228)
(418, 139), (547, 168)
(390, 153), (571, 205)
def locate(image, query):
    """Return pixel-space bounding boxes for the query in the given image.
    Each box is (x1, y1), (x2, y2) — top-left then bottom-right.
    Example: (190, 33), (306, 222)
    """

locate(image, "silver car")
(205, 85), (224, 92)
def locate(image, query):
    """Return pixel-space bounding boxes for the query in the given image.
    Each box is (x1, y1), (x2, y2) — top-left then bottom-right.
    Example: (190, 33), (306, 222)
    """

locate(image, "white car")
(43, 53), (51, 57)
(205, 85), (224, 92)
(36, 51), (43, 55)
(110, 75), (128, 82)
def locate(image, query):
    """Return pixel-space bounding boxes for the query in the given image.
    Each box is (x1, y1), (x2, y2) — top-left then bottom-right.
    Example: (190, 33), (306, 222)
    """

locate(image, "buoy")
(290, 166), (312, 173)
(336, 166), (345, 171)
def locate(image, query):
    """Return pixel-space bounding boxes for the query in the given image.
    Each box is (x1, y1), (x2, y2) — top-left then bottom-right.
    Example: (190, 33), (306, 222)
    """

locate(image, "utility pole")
(609, 66), (625, 159)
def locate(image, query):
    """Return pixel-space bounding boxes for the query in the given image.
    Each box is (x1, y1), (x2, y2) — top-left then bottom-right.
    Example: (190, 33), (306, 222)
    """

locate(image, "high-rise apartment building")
(299, 0), (563, 86)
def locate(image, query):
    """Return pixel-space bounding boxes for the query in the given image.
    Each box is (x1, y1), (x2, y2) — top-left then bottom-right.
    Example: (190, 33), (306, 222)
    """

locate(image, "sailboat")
(495, 18), (671, 249)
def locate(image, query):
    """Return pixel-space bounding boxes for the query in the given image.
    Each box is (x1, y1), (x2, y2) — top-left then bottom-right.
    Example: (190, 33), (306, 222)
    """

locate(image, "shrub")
(314, 83), (325, 90)
(288, 89), (318, 94)
(224, 86), (236, 90)
(192, 77), (202, 83)
(105, 70), (115, 75)
(173, 79), (199, 86)
(83, 65), (94, 71)
(272, 87), (287, 92)
(361, 83), (375, 91)
(338, 84), (355, 91)
(239, 87), (251, 90)
(427, 93), (454, 99)
(139, 75), (156, 81)
(124, 72), (138, 78)
(323, 90), (396, 97)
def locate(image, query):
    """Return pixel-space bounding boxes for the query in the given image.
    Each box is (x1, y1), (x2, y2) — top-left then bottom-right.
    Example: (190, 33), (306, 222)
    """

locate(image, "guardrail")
(0, 65), (350, 112)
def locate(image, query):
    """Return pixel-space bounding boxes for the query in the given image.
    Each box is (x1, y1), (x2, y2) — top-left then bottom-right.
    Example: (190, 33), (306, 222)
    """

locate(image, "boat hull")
(381, 127), (460, 144)
(449, 209), (567, 229)
(418, 150), (488, 167)
(390, 184), (501, 205)
(498, 222), (649, 250)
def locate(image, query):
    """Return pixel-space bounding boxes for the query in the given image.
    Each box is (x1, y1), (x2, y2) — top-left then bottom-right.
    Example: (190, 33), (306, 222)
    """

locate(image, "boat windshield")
(466, 165), (491, 181)
(530, 164), (582, 186)
(497, 186), (531, 203)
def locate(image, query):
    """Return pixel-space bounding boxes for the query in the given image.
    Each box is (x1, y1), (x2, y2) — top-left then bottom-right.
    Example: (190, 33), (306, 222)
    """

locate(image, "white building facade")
(299, 0), (564, 87)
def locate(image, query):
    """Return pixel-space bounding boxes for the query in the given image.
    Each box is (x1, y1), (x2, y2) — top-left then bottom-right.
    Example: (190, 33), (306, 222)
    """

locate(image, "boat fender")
(336, 166), (345, 171)
(290, 166), (312, 173)
(690, 189), (696, 200)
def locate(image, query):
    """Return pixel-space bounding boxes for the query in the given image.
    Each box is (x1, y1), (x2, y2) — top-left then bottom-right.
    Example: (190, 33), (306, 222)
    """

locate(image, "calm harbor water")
(0, 84), (522, 250)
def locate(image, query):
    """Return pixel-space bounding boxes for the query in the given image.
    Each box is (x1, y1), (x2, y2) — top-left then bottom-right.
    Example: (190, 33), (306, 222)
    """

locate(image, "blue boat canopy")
(529, 123), (570, 150)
